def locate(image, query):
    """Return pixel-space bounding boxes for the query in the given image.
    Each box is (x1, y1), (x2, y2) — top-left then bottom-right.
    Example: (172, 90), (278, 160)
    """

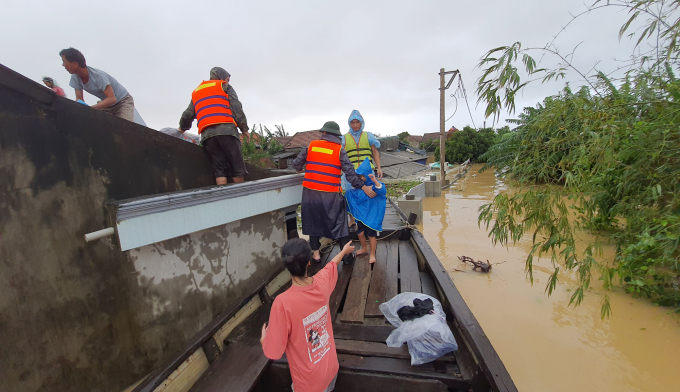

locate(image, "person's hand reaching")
(342, 241), (355, 255)
(332, 240), (356, 265)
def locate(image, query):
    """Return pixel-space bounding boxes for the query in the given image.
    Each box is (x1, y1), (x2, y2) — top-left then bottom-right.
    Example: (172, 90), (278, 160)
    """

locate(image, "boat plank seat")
(332, 323), (395, 343)
(272, 353), (469, 390)
(188, 294), (274, 392)
(262, 363), (450, 392)
(335, 339), (457, 363)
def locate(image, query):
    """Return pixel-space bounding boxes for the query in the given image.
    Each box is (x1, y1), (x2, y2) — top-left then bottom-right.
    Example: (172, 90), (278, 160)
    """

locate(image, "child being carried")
(345, 158), (387, 264)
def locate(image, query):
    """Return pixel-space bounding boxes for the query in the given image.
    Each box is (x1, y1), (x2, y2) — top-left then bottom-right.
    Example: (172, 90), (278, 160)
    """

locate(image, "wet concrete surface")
(419, 164), (680, 392)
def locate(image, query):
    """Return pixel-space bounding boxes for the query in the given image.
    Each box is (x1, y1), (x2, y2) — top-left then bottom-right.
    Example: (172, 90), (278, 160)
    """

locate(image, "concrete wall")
(0, 64), (282, 392)
(407, 182), (426, 198)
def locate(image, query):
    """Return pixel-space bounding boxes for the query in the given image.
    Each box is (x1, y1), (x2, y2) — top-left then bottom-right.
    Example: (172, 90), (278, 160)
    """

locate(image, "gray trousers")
(101, 94), (135, 122)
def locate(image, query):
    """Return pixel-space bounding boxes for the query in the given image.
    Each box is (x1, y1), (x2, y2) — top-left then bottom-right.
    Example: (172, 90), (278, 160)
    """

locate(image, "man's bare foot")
(369, 255), (376, 264)
(313, 250), (321, 261)
(356, 248), (368, 256)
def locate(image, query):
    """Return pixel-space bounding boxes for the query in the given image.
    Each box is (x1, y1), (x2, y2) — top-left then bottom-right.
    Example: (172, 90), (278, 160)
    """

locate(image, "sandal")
(342, 252), (356, 265)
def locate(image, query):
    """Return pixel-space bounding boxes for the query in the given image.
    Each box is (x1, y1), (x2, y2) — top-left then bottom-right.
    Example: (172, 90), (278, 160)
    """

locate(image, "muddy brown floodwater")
(418, 164), (680, 392)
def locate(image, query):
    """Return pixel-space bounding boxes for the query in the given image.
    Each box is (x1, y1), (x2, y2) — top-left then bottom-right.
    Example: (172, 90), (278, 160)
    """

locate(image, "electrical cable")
(445, 94), (459, 122)
(444, 74), (464, 123)
(459, 76), (477, 128)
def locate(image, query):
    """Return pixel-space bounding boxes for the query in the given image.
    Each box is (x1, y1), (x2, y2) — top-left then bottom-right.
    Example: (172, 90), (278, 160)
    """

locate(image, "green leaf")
(619, 11), (640, 41)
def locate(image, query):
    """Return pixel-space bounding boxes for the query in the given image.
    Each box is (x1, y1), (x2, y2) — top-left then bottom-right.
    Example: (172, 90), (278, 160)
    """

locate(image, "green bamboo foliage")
(476, 0), (680, 316)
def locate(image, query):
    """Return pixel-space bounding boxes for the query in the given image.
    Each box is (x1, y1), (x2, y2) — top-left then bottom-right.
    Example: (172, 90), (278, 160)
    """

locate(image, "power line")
(444, 74), (477, 128)
(445, 93), (458, 122)
(458, 76), (477, 128)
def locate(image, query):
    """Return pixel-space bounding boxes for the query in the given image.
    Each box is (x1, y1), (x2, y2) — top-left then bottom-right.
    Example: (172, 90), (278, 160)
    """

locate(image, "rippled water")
(418, 164), (680, 392)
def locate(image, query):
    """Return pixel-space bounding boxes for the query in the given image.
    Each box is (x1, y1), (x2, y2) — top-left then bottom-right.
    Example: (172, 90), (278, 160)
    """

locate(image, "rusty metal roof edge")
(115, 173), (304, 221)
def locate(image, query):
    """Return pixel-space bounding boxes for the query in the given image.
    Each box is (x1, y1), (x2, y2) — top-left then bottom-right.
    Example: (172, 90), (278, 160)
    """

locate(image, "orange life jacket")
(303, 140), (342, 193)
(191, 80), (236, 133)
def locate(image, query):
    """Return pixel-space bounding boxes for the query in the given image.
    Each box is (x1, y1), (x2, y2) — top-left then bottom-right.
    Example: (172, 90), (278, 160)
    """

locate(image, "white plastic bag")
(159, 127), (200, 145)
(379, 292), (458, 365)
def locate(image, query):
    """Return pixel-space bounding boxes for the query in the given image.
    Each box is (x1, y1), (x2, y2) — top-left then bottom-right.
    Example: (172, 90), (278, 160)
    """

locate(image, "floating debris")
(458, 255), (506, 273)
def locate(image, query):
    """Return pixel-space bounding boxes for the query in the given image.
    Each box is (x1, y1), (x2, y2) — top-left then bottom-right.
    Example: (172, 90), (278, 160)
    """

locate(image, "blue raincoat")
(345, 158), (387, 232)
(341, 110), (381, 191)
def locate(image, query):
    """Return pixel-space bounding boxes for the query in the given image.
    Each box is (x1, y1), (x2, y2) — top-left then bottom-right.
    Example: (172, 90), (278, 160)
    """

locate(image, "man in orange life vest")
(293, 121), (377, 263)
(179, 67), (250, 184)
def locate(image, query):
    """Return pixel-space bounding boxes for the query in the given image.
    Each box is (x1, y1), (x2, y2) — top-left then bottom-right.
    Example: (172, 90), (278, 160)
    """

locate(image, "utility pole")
(439, 68), (459, 187)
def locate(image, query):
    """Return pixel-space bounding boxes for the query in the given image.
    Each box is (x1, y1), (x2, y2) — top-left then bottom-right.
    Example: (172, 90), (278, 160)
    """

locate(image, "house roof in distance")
(404, 135), (423, 146)
(419, 127), (459, 148)
(283, 130), (322, 149)
(274, 136), (292, 147)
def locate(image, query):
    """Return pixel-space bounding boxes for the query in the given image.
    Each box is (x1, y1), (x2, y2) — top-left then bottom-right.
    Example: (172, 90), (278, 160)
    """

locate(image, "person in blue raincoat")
(345, 158), (387, 264)
(341, 110), (383, 228)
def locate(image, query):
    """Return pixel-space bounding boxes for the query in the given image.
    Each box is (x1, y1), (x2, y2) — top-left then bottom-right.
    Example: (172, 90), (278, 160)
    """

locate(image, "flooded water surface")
(419, 164), (680, 392)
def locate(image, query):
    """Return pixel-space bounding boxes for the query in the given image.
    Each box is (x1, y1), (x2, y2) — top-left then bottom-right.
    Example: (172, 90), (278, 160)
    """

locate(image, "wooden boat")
(128, 200), (517, 392)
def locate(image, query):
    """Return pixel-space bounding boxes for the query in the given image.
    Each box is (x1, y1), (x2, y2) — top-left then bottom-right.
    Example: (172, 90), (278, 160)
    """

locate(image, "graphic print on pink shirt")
(304, 304), (330, 364)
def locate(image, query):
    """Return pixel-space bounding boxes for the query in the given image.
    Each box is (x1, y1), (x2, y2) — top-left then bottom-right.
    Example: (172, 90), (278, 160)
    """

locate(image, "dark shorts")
(357, 221), (377, 238)
(203, 135), (248, 178)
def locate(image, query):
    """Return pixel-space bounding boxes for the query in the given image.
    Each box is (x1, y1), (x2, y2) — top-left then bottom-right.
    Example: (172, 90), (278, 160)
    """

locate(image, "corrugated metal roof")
(378, 152), (408, 167)
(382, 162), (429, 178)
(385, 150), (426, 161)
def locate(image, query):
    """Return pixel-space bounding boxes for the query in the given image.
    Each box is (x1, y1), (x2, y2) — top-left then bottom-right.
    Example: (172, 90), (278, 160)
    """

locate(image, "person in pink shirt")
(42, 76), (66, 97)
(260, 238), (355, 392)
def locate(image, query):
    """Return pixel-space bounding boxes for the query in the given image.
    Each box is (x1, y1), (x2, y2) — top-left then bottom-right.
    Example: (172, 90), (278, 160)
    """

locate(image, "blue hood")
(348, 109), (365, 138)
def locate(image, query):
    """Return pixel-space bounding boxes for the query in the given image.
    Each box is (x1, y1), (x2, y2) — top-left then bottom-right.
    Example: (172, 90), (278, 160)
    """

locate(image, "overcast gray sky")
(2, 0), (642, 136)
